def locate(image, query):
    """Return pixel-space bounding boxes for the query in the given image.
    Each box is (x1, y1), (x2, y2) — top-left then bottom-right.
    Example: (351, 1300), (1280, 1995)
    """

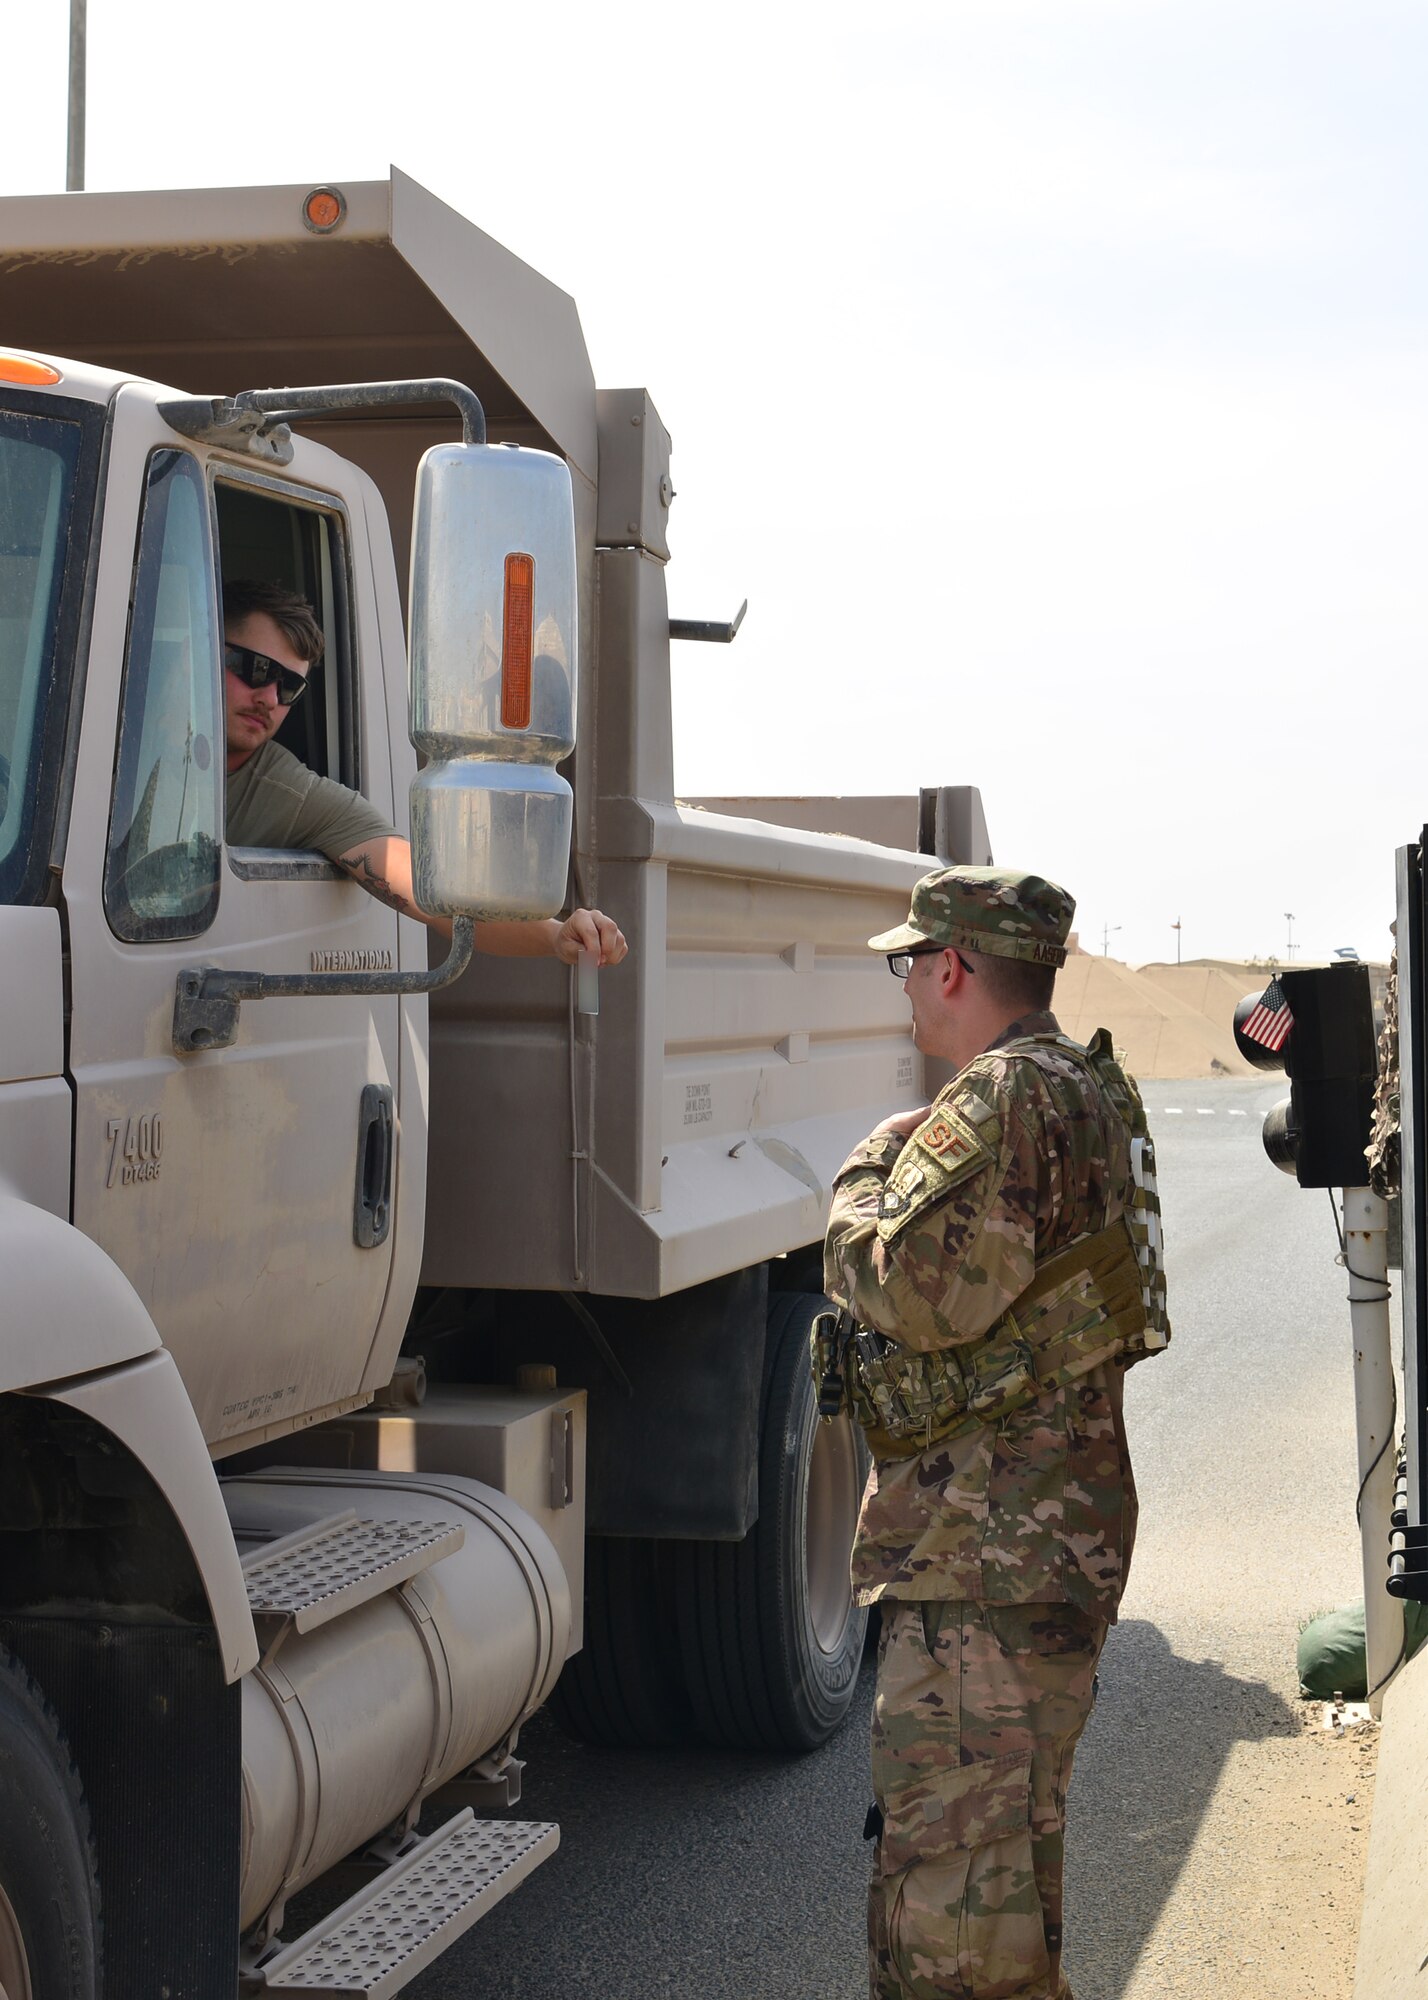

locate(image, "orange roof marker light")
(500, 552), (535, 730)
(0, 353), (62, 387)
(301, 187), (347, 234)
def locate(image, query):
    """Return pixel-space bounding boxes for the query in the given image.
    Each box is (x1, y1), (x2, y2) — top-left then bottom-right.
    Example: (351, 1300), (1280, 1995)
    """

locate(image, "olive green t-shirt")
(226, 740), (395, 860)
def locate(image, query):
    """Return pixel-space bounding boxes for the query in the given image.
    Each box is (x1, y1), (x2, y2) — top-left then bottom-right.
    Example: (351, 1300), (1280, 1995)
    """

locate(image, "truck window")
(214, 480), (357, 795)
(103, 450), (222, 942)
(0, 406), (84, 905)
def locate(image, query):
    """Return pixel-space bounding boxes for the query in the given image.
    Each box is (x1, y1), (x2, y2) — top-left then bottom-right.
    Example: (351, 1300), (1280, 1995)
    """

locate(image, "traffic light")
(1233, 963), (1378, 1188)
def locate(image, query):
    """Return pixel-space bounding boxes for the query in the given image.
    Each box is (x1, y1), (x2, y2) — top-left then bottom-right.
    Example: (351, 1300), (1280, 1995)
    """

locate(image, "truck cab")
(56, 372), (421, 1447)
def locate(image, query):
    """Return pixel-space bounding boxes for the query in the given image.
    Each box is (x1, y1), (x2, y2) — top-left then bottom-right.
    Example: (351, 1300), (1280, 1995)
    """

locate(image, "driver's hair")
(222, 578), (325, 665)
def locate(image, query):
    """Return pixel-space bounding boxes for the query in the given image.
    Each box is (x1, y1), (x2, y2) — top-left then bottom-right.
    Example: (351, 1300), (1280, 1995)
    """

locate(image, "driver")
(222, 578), (625, 969)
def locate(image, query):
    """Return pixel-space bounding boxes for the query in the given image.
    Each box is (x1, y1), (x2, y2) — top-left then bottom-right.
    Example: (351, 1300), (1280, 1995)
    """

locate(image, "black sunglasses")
(886, 945), (976, 978)
(224, 642), (310, 708)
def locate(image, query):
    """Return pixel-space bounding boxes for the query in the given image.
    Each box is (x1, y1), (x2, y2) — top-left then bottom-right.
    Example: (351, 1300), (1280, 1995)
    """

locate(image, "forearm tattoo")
(336, 848), (423, 922)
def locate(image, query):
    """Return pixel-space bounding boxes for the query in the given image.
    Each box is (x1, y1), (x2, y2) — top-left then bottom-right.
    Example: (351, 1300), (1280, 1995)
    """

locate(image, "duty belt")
(813, 1212), (1148, 1461)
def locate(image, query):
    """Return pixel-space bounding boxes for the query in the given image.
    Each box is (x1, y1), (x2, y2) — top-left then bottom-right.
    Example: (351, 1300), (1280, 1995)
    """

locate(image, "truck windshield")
(0, 401), (90, 905)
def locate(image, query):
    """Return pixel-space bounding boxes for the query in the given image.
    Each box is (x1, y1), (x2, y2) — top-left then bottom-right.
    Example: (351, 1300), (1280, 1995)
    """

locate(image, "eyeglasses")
(886, 946), (975, 978)
(224, 642), (310, 708)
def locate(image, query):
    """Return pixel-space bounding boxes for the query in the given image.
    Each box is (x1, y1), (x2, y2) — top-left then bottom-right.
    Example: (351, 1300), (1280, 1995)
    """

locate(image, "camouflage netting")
(1368, 947), (1400, 1199)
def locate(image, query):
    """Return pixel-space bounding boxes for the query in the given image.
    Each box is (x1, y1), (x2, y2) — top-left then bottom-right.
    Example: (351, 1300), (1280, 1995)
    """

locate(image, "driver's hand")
(553, 908), (628, 966)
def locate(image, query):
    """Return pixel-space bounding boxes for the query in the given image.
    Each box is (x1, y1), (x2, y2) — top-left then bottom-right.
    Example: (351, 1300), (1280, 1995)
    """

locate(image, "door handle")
(354, 1083), (395, 1249)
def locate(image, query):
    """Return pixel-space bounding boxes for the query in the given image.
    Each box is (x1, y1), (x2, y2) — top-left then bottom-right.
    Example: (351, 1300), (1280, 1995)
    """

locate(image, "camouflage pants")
(868, 1599), (1106, 2000)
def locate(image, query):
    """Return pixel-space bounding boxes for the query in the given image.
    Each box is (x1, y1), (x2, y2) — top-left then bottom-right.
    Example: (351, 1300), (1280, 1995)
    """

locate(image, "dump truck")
(0, 169), (992, 1997)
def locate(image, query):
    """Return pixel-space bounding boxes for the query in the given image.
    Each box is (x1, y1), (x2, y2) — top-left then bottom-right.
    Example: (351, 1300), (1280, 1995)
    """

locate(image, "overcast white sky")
(5, 0), (1426, 965)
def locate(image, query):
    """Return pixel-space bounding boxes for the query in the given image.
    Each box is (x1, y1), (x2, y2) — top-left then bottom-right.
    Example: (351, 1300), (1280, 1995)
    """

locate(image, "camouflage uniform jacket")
(824, 1010), (1139, 1618)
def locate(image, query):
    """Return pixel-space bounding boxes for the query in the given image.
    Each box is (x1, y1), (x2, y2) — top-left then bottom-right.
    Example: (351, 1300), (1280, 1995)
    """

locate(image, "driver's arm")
(334, 835), (627, 963)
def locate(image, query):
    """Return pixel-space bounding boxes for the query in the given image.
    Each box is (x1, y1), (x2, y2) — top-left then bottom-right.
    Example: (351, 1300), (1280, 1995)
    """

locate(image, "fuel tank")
(225, 1468), (570, 1930)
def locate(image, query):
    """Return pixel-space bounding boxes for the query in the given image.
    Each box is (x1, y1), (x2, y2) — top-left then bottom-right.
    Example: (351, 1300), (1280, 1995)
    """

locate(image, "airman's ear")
(938, 949), (968, 998)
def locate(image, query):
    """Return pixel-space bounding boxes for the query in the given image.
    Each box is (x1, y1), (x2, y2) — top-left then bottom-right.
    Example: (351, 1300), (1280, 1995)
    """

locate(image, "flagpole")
(67, 0), (86, 191)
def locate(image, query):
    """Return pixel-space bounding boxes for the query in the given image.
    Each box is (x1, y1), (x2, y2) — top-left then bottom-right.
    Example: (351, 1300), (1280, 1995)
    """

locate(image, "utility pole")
(67, 0), (87, 192)
(1285, 912), (1295, 964)
(1171, 917), (1181, 966)
(1101, 923), (1121, 959)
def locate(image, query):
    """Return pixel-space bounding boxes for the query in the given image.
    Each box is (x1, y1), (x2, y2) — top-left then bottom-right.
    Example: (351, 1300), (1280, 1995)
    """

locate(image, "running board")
(248, 1810), (558, 1996)
(239, 1509), (464, 1636)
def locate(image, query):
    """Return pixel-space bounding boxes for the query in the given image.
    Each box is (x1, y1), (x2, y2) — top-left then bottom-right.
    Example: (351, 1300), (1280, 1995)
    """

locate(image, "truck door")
(65, 397), (404, 1452)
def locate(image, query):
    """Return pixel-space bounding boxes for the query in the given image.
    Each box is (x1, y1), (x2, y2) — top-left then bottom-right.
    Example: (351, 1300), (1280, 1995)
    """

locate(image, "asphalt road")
(402, 1075), (1369, 2000)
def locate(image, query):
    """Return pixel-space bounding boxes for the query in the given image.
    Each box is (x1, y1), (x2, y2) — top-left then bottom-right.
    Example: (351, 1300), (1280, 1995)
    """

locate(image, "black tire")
(675, 1291), (869, 1751)
(0, 1648), (101, 1998)
(546, 1536), (696, 1748)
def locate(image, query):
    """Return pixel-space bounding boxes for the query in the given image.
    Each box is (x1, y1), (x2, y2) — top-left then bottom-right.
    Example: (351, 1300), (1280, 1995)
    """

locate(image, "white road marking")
(1229, 1109), (1248, 1117)
(1197, 1108), (1214, 1116)
(1165, 1108), (1183, 1114)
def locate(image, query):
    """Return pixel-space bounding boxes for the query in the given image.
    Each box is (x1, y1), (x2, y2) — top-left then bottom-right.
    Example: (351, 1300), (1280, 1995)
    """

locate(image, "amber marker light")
(500, 552), (535, 730)
(0, 353), (62, 386)
(301, 187), (347, 234)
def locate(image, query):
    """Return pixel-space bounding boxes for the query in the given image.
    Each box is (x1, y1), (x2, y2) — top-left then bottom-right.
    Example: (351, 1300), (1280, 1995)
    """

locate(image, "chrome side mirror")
(408, 444), (577, 919)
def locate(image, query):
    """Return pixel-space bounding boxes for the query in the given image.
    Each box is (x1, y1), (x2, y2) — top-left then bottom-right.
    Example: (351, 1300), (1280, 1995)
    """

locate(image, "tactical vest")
(815, 1028), (1170, 1460)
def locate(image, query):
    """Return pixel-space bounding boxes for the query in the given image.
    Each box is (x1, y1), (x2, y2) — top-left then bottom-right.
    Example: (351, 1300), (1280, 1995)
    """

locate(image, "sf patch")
(917, 1112), (980, 1163)
(876, 1104), (994, 1242)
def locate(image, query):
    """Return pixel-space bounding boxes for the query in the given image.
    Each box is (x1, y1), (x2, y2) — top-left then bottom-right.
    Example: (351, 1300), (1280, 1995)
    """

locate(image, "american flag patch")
(1240, 977), (1292, 1053)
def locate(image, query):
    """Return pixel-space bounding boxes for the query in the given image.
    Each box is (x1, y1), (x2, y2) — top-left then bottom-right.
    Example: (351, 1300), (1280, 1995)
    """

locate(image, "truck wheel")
(0, 1650), (101, 1998)
(676, 1291), (869, 1752)
(546, 1536), (695, 1748)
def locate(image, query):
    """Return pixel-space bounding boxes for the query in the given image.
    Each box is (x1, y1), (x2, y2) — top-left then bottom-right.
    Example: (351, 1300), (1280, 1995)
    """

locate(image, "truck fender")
(30, 1353), (258, 1682)
(0, 1201), (259, 1683)
(0, 1196), (159, 1388)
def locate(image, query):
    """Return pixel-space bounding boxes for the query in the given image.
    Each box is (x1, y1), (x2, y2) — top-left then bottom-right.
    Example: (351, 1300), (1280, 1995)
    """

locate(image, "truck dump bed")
(0, 170), (966, 1299)
(425, 803), (935, 1297)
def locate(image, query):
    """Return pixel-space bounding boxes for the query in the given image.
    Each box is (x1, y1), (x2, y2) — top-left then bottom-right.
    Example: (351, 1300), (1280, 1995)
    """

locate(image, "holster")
(811, 1306), (857, 1420)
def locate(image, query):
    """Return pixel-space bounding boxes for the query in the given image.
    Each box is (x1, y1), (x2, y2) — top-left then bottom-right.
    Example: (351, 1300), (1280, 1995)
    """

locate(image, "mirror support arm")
(159, 378), (488, 462)
(173, 915), (475, 1055)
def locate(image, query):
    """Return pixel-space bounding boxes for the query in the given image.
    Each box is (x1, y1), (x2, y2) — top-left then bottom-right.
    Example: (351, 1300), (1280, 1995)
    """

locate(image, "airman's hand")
(872, 1105), (931, 1141)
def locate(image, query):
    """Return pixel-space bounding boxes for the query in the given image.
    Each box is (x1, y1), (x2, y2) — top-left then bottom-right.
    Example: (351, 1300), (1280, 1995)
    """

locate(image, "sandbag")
(1298, 1598), (1428, 1699)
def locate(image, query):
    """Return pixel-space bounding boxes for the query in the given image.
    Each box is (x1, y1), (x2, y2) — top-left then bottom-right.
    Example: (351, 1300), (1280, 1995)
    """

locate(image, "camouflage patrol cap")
(868, 864), (1076, 969)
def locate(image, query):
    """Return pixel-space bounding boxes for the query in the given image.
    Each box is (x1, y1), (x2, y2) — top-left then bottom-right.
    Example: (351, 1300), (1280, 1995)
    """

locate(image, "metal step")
(253, 1810), (558, 1996)
(241, 1509), (464, 1635)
